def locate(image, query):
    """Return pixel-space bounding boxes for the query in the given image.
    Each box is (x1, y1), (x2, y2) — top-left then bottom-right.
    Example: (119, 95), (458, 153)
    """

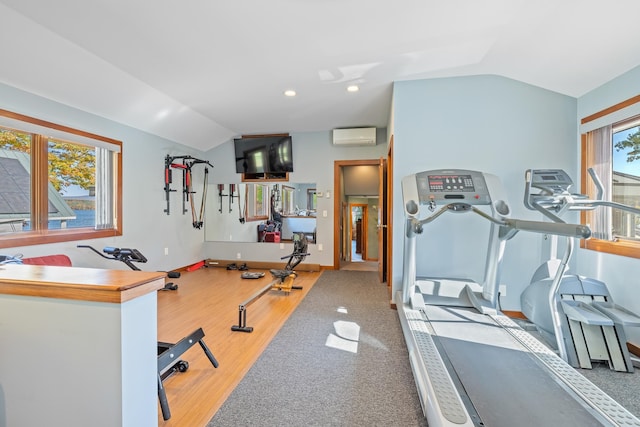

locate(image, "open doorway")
(334, 160), (386, 274)
(350, 204), (368, 262)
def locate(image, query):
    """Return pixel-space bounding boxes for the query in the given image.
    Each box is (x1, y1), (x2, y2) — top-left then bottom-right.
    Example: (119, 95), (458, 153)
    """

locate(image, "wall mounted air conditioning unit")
(332, 127), (376, 146)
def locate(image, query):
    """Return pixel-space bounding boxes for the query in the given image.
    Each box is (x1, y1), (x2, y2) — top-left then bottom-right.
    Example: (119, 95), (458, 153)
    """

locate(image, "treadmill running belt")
(424, 304), (607, 427)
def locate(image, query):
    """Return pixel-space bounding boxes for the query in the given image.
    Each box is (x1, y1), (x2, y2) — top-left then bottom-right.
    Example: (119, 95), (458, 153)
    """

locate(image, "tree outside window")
(612, 122), (640, 239)
(581, 96), (640, 258)
(0, 109), (122, 248)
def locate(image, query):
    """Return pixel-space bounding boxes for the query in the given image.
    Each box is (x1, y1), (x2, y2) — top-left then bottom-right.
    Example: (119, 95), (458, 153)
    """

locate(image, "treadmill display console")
(413, 170), (491, 205)
(427, 174), (475, 192)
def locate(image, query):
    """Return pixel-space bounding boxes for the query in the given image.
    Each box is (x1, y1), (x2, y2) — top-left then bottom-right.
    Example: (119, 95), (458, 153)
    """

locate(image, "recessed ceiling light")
(284, 90), (296, 97)
(347, 85), (359, 93)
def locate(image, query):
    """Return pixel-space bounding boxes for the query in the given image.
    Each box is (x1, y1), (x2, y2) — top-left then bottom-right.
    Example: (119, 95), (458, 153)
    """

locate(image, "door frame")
(333, 158), (390, 279)
(386, 137), (394, 295)
(349, 203), (368, 260)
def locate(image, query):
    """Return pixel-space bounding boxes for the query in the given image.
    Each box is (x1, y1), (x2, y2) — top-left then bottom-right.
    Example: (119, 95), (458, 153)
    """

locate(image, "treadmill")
(397, 169), (640, 427)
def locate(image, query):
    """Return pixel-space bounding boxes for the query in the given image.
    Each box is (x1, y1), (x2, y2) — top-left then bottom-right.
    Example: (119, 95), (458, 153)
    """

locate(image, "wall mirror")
(205, 182), (317, 243)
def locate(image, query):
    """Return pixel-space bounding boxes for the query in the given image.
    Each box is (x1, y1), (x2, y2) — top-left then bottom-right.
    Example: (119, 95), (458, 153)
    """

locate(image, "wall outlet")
(164, 247), (169, 256)
(322, 210), (327, 217)
(236, 252), (241, 259)
(318, 243), (323, 251)
(499, 285), (507, 296)
(280, 243), (284, 249)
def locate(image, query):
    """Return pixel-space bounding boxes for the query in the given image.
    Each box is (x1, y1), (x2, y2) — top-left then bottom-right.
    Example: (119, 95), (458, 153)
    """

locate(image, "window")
(0, 109), (122, 249)
(307, 188), (317, 211)
(581, 95), (640, 258)
(246, 183), (270, 221)
(281, 185), (295, 216)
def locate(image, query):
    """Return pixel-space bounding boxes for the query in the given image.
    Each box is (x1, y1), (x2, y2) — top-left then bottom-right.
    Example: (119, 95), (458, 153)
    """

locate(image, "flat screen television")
(234, 135), (294, 174)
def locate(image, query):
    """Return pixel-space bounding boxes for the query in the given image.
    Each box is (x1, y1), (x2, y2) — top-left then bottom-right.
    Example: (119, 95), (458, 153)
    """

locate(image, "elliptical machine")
(521, 169), (640, 372)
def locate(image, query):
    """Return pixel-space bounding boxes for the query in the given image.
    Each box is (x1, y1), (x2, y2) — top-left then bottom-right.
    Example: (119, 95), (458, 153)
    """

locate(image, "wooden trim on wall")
(387, 136), (394, 289)
(581, 94), (640, 125)
(502, 310), (527, 320)
(628, 342), (640, 358)
(0, 108), (123, 146)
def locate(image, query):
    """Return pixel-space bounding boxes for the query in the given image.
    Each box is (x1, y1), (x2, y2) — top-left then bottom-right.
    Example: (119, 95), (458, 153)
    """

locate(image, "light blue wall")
(391, 75), (577, 309)
(203, 130), (388, 266)
(576, 65), (640, 343)
(0, 80), (388, 270)
(0, 82), (207, 272)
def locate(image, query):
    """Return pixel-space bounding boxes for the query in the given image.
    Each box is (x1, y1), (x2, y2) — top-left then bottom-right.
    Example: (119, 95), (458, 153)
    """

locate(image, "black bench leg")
(158, 373), (171, 420)
(199, 339), (219, 368)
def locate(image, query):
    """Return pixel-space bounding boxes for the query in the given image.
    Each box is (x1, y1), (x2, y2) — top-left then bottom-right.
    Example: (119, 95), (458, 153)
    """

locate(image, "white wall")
(0, 82), (207, 272)
(0, 289), (159, 426)
(390, 75), (578, 309)
(203, 130), (388, 266)
(576, 64), (640, 344)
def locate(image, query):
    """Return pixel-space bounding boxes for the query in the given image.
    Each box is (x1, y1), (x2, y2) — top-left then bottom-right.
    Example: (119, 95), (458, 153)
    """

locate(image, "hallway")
(340, 240), (377, 271)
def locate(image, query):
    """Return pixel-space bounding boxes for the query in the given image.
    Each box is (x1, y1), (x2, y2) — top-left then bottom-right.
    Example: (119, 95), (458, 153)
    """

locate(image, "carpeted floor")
(579, 361), (640, 418)
(208, 270), (427, 427)
(514, 318), (640, 418)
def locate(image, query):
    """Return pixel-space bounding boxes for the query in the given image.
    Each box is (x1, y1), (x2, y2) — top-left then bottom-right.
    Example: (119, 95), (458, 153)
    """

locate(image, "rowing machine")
(232, 233), (310, 332)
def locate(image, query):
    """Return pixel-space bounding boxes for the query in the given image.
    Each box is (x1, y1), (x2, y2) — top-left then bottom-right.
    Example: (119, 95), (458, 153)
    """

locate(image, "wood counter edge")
(0, 265), (166, 303)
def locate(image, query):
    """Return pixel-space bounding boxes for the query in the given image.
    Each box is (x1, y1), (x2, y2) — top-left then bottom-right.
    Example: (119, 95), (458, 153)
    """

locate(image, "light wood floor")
(156, 266), (321, 426)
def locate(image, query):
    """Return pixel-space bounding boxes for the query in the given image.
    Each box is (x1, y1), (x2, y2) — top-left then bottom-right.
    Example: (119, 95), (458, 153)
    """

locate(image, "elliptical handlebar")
(77, 244), (109, 259)
(77, 244), (148, 271)
(588, 168), (604, 201)
(78, 244), (179, 291)
(103, 246), (147, 263)
(526, 168), (640, 218)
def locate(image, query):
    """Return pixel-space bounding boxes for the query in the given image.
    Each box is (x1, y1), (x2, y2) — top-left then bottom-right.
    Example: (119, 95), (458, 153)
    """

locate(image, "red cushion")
(21, 254), (72, 267)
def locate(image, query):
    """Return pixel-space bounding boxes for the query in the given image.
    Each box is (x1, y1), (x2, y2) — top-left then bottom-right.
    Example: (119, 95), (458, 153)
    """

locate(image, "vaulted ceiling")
(2, 0), (640, 151)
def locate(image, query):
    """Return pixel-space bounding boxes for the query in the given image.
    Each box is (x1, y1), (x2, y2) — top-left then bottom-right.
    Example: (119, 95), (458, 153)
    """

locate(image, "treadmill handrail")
(410, 202), (591, 239)
(502, 218), (591, 239)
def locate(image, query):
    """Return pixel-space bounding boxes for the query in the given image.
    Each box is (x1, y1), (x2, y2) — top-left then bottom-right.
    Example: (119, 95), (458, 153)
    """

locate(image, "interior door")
(378, 157), (388, 282)
(342, 201), (349, 262)
(350, 204), (368, 261)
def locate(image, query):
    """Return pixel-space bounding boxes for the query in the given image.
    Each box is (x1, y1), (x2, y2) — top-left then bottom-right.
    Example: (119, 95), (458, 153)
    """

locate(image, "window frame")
(0, 109), (123, 249)
(281, 185), (295, 216)
(307, 188), (317, 211)
(245, 183), (270, 222)
(580, 94), (640, 259)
